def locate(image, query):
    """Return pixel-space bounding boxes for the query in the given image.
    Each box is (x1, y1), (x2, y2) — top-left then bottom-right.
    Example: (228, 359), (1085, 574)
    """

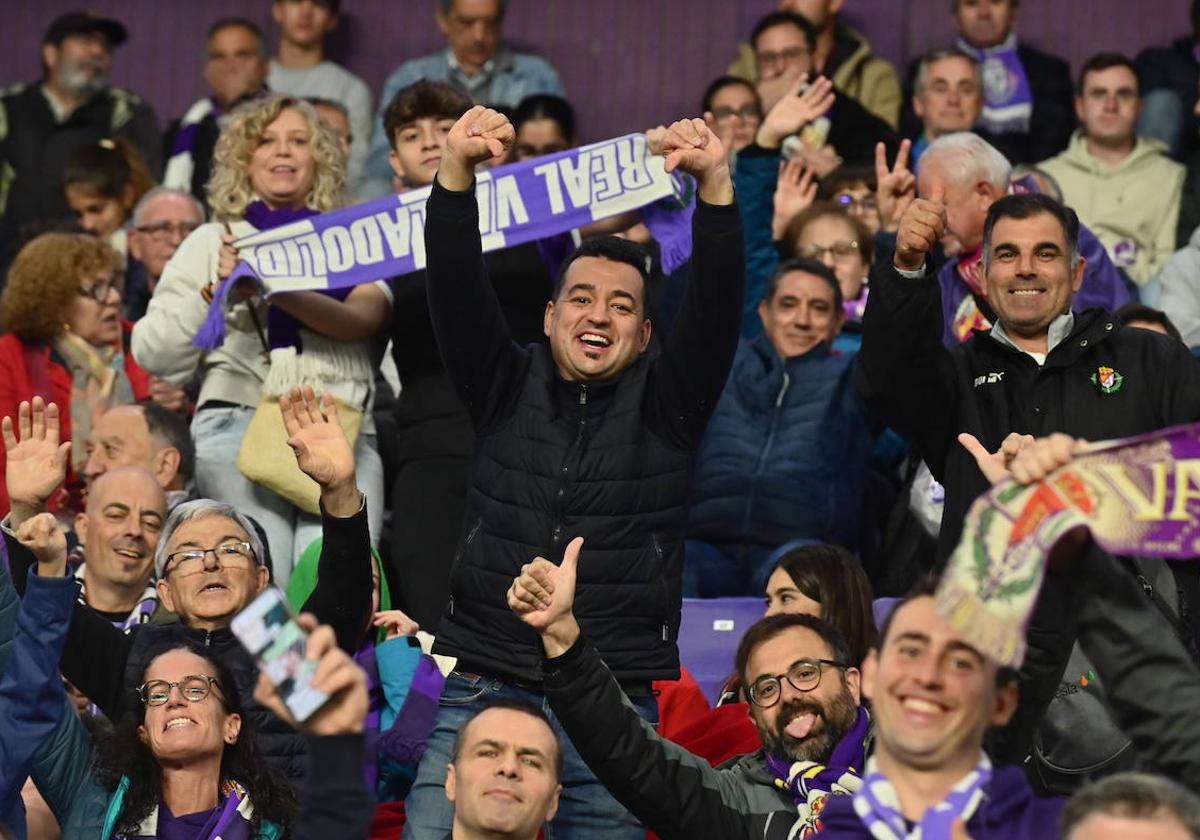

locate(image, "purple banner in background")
(939, 421), (1200, 667)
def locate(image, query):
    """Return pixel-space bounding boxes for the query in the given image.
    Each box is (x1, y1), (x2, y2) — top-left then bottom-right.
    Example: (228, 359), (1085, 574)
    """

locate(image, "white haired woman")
(132, 95), (390, 585)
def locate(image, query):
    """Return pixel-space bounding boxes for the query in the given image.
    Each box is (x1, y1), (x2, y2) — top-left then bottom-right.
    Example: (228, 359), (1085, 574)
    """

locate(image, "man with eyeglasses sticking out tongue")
(508, 536), (870, 839)
(0, 387), (373, 783)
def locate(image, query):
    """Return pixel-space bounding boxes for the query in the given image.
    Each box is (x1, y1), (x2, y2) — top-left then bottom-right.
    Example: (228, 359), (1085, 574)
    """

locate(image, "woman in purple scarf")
(132, 95), (391, 587)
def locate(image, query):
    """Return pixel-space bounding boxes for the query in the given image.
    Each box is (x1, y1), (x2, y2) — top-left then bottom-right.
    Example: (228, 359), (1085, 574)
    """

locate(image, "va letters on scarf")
(233, 133), (674, 293)
(939, 422), (1200, 667)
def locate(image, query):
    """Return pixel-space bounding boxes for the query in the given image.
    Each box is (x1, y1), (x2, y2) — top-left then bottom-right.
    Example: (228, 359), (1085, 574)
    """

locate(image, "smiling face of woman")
(247, 107), (317, 209)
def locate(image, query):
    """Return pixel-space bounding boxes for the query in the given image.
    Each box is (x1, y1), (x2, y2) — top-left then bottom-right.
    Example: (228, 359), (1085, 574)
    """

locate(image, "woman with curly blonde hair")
(0, 233), (151, 514)
(132, 94), (391, 584)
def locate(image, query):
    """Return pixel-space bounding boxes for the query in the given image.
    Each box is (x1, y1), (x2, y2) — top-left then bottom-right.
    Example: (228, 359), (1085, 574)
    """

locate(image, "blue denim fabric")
(191, 406), (385, 587)
(402, 671), (658, 840)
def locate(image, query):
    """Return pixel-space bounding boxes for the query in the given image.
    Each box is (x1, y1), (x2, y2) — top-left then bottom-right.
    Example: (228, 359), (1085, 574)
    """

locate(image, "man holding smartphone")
(0, 388), (373, 783)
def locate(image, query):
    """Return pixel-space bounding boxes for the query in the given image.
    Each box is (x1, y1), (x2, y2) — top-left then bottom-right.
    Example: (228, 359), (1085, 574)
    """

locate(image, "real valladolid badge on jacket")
(1091, 365), (1124, 394)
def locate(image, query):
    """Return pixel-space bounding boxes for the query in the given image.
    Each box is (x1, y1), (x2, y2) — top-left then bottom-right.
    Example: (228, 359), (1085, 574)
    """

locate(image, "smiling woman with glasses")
(0, 232), (151, 518)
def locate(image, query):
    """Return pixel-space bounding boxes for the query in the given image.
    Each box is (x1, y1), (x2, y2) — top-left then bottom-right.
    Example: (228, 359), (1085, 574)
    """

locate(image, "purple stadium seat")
(677, 598), (764, 705)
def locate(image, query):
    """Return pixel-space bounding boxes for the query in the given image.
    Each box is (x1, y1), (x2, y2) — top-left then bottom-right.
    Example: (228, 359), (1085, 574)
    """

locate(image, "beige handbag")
(236, 340), (367, 513)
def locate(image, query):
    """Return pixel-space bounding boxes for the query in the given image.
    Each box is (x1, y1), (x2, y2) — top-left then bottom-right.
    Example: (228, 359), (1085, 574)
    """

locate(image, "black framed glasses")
(835, 194), (878, 212)
(138, 674), (222, 707)
(711, 105), (762, 123)
(77, 275), (121, 302)
(755, 46), (811, 70)
(164, 542), (256, 577)
(748, 658), (846, 708)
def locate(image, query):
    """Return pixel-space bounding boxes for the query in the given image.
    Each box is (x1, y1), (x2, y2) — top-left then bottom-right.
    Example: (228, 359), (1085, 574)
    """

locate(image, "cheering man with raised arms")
(402, 106), (745, 839)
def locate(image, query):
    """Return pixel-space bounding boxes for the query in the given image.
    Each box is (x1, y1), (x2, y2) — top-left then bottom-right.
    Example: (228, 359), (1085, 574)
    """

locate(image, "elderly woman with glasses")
(0, 233), (152, 517)
(132, 94), (392, 586)
(0, 529), (374, 840)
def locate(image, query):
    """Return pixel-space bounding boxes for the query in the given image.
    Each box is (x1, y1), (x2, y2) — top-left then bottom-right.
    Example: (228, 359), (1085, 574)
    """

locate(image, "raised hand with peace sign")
(875, 139), (916, 234)
(508, 536), (585, 657)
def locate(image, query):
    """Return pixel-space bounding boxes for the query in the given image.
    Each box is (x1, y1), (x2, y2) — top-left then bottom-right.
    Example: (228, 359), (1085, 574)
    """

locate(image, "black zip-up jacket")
(542, 637), (798, 840)
(3, 503), (372, 782)
(425, 177), (744, 683)
(0, 81), (162, 257)
(857, 259), (1200, 559)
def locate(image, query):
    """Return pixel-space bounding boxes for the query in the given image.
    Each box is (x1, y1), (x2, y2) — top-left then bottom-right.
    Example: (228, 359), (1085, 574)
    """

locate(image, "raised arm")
(280, 387), (372, 653)
(508, 540), (766, 840)
(856, 179), (961, 478)
(425, 106), (528, 432)
(646, 118), (745, 450)
(267, 283), (392, 343)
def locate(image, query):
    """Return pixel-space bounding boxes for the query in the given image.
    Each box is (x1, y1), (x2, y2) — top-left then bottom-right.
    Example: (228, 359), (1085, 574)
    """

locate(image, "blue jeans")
(191, 405), (385, 588)
(402, 671), (659, 840)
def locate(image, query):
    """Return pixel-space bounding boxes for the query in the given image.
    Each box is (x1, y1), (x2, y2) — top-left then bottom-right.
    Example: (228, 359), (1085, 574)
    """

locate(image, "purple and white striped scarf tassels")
(852, 754), (992, 840)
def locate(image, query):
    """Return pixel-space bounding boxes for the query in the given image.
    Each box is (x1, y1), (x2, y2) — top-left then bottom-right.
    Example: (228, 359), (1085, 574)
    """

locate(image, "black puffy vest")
(123, 623), (305, 782)
(433, 349), (694, 683)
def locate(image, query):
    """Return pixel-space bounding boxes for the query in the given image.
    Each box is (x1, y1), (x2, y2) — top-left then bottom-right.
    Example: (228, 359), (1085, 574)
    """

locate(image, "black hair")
(92, 639), (295, 834)
(1194, 0), (1200, 40)
(451, 698), (564, 780)
(763, 256), (843, 311)
(206, 16), (267, 57)
(1115, 302), (1184, 344)
(553, 236), (652, 310)
(751, 10), (817, 51)
(62, 138), (154, 204)
(140, 402), (196, 485)
(1077, 52), (1140, 96)
(735, 613), (852, 691)
(982, 192), (1080, 271)
(514, 94), (576, 145)
(275, 0), (341, 13)
(876, 576), (1019, 686)
(382, 80), (473, 151)
(700, 75), (761, 117)
(770, 544), (877, 666)
(820, 164), (877, 196)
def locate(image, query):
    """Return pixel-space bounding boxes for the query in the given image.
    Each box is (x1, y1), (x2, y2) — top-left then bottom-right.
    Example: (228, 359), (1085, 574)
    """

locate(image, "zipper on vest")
(579, 384), (588, 406)
(204, 630), (212, 649)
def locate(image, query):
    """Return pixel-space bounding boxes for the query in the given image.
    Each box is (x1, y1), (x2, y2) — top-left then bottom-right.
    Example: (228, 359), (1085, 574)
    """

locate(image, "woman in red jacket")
(0, 232), (150, 515)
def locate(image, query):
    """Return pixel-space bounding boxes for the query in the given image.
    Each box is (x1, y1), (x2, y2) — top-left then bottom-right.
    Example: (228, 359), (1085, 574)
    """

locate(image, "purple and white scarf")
(852, 754), (992, 840)
(194, 133), (683, 350)
(957, 33), (1033, 134)
(109, 778), (265, 840)
(766, 706), (870, 838)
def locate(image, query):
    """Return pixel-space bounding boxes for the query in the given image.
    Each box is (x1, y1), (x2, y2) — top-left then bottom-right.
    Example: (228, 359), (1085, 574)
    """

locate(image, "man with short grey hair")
(361, 0), (565, 199)
(1062, 773), (1200, 839)
(909, 49), (983, 170)
(124, 187), (205, 319)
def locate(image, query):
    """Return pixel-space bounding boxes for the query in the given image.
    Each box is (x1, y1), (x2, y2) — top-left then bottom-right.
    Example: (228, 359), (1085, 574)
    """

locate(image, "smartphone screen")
(231, 587), (329, 723)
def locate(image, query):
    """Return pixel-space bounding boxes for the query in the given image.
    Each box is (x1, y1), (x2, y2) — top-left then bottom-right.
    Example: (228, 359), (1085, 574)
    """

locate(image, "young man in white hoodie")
(1040, 53), (1185, 286)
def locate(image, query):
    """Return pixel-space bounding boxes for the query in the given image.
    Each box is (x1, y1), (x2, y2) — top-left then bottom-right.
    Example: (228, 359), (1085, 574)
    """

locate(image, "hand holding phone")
(232, 587), (329, 723)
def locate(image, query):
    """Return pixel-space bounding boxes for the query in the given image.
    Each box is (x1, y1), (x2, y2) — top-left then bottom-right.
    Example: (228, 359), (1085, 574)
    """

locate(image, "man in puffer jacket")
(687, 257), (873, 596)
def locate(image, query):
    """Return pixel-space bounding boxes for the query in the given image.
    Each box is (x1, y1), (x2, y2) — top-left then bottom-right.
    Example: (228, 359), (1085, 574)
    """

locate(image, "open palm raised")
(279, 386), (355, 490)
(2, 398), (71, 515)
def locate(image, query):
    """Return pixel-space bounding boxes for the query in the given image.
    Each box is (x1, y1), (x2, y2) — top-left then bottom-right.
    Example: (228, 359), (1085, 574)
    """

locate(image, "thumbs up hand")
(893, 178), (949, 272)
(508, 537), (585, 656)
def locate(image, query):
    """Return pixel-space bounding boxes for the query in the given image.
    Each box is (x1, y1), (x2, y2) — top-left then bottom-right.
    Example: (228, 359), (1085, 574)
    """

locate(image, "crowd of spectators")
(3, 0), (1200, 838)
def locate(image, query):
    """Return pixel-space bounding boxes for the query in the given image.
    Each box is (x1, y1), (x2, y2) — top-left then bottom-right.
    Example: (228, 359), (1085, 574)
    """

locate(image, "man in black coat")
(0, 11), (161, 262)
(899, 0), (1074, 165)
(401, 106), (744, 839)
(857, 185), (1200, 765)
